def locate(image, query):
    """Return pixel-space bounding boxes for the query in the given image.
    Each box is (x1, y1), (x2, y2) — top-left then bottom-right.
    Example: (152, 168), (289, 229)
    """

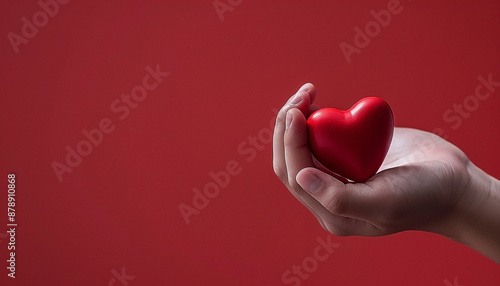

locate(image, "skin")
(273, 83), (500, 263)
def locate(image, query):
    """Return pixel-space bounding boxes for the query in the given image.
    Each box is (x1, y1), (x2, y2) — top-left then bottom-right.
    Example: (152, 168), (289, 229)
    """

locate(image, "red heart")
(306, 97), (394, 182)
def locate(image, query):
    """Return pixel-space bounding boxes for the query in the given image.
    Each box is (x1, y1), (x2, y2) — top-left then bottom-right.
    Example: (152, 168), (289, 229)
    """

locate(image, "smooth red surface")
(307, 97), (394, 182)
(1, 1), (499, 285)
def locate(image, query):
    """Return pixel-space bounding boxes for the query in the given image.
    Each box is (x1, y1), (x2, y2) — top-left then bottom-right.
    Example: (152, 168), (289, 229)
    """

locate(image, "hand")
(273, 83), (500, 262)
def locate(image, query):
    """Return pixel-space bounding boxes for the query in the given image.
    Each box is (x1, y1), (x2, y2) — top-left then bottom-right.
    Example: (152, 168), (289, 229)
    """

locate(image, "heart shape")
(307, 97), (394, 182)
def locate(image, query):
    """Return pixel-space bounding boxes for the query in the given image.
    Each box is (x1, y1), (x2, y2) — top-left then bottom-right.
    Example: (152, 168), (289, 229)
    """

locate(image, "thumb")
(296, 168), (386, 221)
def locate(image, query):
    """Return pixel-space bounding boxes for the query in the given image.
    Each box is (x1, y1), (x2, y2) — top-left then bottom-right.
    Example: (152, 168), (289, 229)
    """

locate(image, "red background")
(1, 0), (499, 285)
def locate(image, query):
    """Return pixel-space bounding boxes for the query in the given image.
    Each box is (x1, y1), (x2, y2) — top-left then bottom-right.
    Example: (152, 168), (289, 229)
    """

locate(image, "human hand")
(273, 83), (500, 262)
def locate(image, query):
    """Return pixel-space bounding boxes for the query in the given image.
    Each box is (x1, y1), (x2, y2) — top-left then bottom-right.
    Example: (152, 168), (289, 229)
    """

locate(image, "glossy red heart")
(307, 97), (394, 182)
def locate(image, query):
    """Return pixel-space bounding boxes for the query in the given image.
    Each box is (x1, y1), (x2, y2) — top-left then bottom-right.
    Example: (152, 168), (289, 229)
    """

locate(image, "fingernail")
(297, 172), (322, 194)
(285, 110), (293, 130)
(290, 93), (303, 105)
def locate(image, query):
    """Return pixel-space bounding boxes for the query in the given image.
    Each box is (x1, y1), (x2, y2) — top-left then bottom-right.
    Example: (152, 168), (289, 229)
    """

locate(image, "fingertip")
(298, 167), (349, 193)
(286, 107), (302, 117)
(296, 168), (323, 195)
(299, 82), (313, 91)
(296, 166), (316, 178)
(300, 83), (316, 103)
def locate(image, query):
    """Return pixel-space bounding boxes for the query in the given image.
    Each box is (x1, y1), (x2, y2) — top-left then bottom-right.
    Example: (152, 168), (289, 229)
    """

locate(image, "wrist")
(447, 162), (500, 262)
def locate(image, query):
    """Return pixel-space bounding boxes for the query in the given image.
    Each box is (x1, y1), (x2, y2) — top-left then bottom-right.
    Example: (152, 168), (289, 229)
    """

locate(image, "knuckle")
(325, 192), (349, 215)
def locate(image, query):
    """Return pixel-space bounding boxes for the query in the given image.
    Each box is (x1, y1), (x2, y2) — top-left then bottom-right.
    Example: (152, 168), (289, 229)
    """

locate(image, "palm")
(381, 127), (461, 170)
(364, 127), (470, 234)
